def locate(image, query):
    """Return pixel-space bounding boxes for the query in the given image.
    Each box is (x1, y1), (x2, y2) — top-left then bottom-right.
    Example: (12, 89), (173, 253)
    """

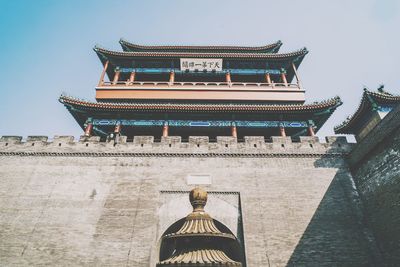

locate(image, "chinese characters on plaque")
(180, 58), (223, 72)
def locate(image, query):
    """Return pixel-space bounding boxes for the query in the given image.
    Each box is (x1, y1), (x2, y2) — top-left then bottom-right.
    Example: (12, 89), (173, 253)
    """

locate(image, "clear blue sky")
(0, 0), (399, 140)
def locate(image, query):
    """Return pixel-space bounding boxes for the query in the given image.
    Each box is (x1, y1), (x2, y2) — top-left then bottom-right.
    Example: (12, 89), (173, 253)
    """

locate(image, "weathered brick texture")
(0, 136), (381, 266)
(349, 104), (400, 266)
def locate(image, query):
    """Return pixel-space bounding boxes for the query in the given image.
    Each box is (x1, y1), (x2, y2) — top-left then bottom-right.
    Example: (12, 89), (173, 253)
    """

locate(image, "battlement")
(0, 135), (353, 156)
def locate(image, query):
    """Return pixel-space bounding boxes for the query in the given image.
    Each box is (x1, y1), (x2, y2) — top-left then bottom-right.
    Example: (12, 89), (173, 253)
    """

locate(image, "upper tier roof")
(334, 89), (400, 134)
(94, 46), (308, 60)
(120, 38), (282, 53)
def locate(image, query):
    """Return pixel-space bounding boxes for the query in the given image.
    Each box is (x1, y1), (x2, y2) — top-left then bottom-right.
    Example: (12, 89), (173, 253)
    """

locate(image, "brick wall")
(0, 135), (381, 266)
(349, 104), (400, 266)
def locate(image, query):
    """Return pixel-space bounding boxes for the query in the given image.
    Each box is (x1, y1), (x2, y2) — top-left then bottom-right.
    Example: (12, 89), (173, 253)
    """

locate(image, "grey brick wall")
(349, 104), (400, 266)
(0, 136), (380, 266)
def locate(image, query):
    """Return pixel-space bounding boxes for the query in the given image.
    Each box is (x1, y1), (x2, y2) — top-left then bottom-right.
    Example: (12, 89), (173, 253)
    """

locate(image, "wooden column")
(226, 72), (231, 84)
(292, 63), (302, 88)
(84, 123), (93, 137)
(127, 71), (136, 85)
(265, 73), (272, 84)
(112, 70), (120, 85)
(279, 126), (286, 137)
(281, 71), (288, 86)
(162, 123), (169, 137)
(231, 124), (237, 138)
(98, 60), (109, 86)
(308, 126), (315, 137)
(169, 71), (175, 84)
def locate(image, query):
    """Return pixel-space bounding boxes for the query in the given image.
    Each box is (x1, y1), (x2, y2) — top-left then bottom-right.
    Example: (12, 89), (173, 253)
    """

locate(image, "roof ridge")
(119, 38), (283, 50)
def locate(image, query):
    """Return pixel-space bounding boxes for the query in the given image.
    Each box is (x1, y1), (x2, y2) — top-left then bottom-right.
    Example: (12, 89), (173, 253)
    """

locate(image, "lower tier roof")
(60, 95), (341, 113)
(59, 95), (341, 137)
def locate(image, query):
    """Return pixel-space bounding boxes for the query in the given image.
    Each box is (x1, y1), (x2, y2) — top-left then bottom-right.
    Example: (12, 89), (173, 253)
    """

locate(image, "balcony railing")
(98, 81), (301, 90)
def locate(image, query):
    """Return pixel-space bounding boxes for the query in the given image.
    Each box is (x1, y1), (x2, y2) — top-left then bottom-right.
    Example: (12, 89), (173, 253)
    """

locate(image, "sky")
(0, 0), (399, 141)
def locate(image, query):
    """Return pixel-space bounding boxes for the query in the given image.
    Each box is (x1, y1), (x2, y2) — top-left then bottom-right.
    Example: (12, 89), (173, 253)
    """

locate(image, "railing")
(98, 81), (301, 89)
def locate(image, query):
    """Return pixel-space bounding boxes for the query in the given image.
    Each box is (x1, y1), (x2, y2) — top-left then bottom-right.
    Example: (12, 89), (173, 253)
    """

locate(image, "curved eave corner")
(313, 96), (342, 131)
(334, 89), (400, 134)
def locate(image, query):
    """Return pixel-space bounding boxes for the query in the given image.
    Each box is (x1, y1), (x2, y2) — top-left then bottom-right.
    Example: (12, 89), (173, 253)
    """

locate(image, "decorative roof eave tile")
(334, 89), (400, 134)
(59, 95), (341, 114)
(119, 38), (282, 53)
(94, 46), (308, 60)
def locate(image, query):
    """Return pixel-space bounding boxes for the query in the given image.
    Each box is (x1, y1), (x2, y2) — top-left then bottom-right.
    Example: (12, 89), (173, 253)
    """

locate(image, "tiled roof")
(59, 95), (341, 113)
(94, 46), (308, 59)
(334, 89), (400, 134)
(120, 38), (282, 53)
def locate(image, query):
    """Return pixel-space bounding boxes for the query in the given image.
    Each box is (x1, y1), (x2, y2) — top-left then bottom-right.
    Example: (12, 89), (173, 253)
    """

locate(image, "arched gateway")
(157, 188), (243, 266)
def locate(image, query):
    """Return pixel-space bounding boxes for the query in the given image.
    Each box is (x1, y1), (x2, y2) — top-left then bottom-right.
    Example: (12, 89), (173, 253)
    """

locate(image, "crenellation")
(216, 136), (237, 148)
(244, 136), (266, 148)
(188, 136), (209, 147)
(114, 135), (127, 144)
(52, 135), (75, 144)
(26, 136), (48, 142)
(271, 136), (293, 150)
(325, 136), (348, 145)
(0, 136), (22, 145)
(297, 136), (323, 150)
(79, 135), (101, 143)
(299, 136), (319, 143)
(161, 136), (181, 146)
(24, 136), (49, 147)
(0, 135), (355, 154)
(133, 136), (154, 146)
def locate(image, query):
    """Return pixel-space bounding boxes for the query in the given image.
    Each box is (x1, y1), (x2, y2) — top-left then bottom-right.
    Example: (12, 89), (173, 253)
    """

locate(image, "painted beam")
(118, 67), (283, 75)
(92, 119), (308, 128)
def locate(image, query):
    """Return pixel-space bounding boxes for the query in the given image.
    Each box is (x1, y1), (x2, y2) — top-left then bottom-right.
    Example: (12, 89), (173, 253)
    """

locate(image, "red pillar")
(114, 124), (122, 134)
(265, 73), (272, 84)
(162, 124), (169, 137)
(308, 126), (315, 137)
(226, 72), (231, 84)
(169, 71), (175, 84)
(281, 72), (288, 86)
(98, 60), (109, 86)
(279, 126), (286, 137)
(231, 125), (237, 138)
(84, 123), (93, 137)
(128, 71), (136, 85)
(112, 71), (120, 85)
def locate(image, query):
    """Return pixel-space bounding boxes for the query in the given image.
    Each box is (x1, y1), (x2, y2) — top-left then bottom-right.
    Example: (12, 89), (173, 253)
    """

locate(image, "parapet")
(0, 135), (354, 157)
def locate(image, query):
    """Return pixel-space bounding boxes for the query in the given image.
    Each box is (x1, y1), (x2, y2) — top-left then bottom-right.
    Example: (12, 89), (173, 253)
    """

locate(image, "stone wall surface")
(0, 135), (381, 266)
(349, 104), (400, 266)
